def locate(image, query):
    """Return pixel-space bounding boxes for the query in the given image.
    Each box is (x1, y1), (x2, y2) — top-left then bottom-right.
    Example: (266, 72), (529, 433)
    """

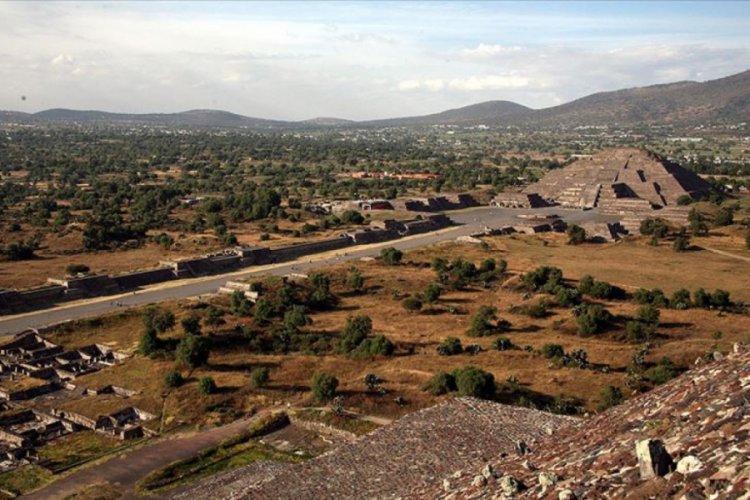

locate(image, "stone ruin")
(523, 147), (711, 230)
(0, 332), (154, 472)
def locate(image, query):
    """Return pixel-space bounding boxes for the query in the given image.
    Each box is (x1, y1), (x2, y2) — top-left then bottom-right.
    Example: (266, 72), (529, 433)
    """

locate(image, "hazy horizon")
(2, 1), (749, 121)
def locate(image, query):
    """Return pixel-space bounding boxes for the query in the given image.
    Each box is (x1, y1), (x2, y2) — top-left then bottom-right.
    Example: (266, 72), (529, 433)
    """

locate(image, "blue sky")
(1, 1), (748, 120)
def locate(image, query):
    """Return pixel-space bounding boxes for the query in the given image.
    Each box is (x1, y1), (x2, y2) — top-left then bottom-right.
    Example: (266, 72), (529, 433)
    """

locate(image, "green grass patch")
(38, 432), (122, 471)
(0, 465), (53, 496)
(295, 409), (381, 436)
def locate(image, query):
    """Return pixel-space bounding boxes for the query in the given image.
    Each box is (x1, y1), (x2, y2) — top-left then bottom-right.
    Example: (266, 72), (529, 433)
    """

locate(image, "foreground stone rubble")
(179, 346), (749, 499)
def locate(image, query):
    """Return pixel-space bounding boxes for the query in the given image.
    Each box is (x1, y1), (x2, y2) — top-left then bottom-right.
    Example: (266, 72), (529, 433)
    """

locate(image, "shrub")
(230, 290), (252, 317)
(364, 373), (382, 391)
(640, 218), (668, 237)
(693, 288), (711, 308)
(283, 305), (310, 335)
(626, 320), (653, 343)
(309, 273), (336, 308)
(143, 307), (176, 334)
(250, 367), (270, 388)
(423, 371), (456, 395)
(467, 305), (502, 337)
(522, 266), (564, 293)
(452, 366), (495, 399)
(710, 289), (731, 309)
(164, 370), (184, 388)
(311, 372), (339, 402)
(713, 207), (734, 227)
(676, 195), (693, 206)
(181, 314), (202, 336)
(492, 337), (517, 351)
(567, 224), (586, 245)
(65, 264), (90, 275)
(673, 233), (690, 252)
(437, 336), (463, 356)
(575, 304), (612, 336)
(644, 358), (678, 385)
(346, 267), (364, 292)
(598, 385), (624, 411)
(175, 334), (210, 368)
(139, 328), (160, 356)
(199, 376), (217, 395)
(380, 247), (403, 265)
(555, 287), (581, 307)
(633, 288), (667, 307)
(402, 296), (423, 312)
(670, 289), (692, 309)
(577, 275), (595, 295)
(253, 298), (274, 324)
(355, 335), (395, 357)
(423, 283), (442, 304)
(637, 305), (660, 326)
(512, 300), (549, 318)
(339, 209), (365, 225)
(541, 343), (565, 359)
(338, 314), (372, 353)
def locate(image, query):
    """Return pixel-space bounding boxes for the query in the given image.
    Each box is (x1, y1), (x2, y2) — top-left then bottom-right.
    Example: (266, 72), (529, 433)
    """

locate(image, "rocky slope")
(419, 346), (750, 499)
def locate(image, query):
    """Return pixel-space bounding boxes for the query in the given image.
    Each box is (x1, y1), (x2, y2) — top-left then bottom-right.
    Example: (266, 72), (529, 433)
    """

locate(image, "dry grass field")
(30, 231), (748, 434)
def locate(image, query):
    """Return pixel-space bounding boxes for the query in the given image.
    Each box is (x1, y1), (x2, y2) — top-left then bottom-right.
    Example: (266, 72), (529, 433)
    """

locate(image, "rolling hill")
(1, 70), (747, 130)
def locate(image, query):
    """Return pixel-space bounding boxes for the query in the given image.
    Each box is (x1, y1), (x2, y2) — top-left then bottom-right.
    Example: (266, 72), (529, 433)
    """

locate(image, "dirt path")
(700, 246), (750, 263)
(23, 414), (266, 500)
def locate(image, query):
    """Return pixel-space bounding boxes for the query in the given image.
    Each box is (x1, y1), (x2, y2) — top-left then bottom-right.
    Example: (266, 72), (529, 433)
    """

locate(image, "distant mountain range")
(2, 70), (748, 130)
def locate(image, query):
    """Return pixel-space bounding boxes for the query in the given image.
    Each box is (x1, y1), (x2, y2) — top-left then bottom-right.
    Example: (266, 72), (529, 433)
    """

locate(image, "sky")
(1, 1), (748, 120)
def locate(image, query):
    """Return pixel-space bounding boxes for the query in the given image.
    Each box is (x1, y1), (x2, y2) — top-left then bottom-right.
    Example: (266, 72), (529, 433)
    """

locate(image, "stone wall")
(268, 236), (353, 263)
(111, 268), (176, 290)
(1, 215), (454, 316)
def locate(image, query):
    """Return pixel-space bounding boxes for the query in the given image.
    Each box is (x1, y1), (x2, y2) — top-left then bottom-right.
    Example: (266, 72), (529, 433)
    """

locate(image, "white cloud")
(0, 2), (747, 120)
(448, 75), (532, 91)
(460, 43), (522, 58)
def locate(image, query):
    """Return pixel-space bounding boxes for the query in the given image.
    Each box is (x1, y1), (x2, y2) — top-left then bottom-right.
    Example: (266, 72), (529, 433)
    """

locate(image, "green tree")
(402, 296), (423, 312)
(230, 290), (252, 317)
(283, 305), (310, 335)
(338, 314), (372, 353)
(423, 371), (456, 395)
(713, 207), (734, 226)
(250, 367), (270, 388)
(346, 267), (365, 292)
(181, 314), (202, 336)
(452, 366), (495, 399)
(380, 247), (403, 265)
(437, 336), (463, 356)
(309, 273), (335, 308)
(637, 304), (660, 326)
(567, 224), (586, 245)
(175, 334), (210, 368)
(164, 370), (184, 388)
(423, 283), (442, 304)
(139, 328), (160, 356)
(598, 385), (624, 411)
(673, 233), (690, 252)
(310, 372), (339, 402)
(467, 305), (501, 337)
(253, 298), (274, 324)
(199, 376), (217, 395)
(541, 343), (565, 359)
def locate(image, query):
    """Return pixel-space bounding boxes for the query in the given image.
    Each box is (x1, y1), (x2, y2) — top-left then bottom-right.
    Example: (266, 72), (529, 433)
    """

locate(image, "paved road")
(0, 207), (615, 335)
(24, 413), (268, 500)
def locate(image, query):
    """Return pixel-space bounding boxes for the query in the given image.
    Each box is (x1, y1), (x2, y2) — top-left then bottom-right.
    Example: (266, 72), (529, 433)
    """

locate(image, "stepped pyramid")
(523, 148), (711, 223)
